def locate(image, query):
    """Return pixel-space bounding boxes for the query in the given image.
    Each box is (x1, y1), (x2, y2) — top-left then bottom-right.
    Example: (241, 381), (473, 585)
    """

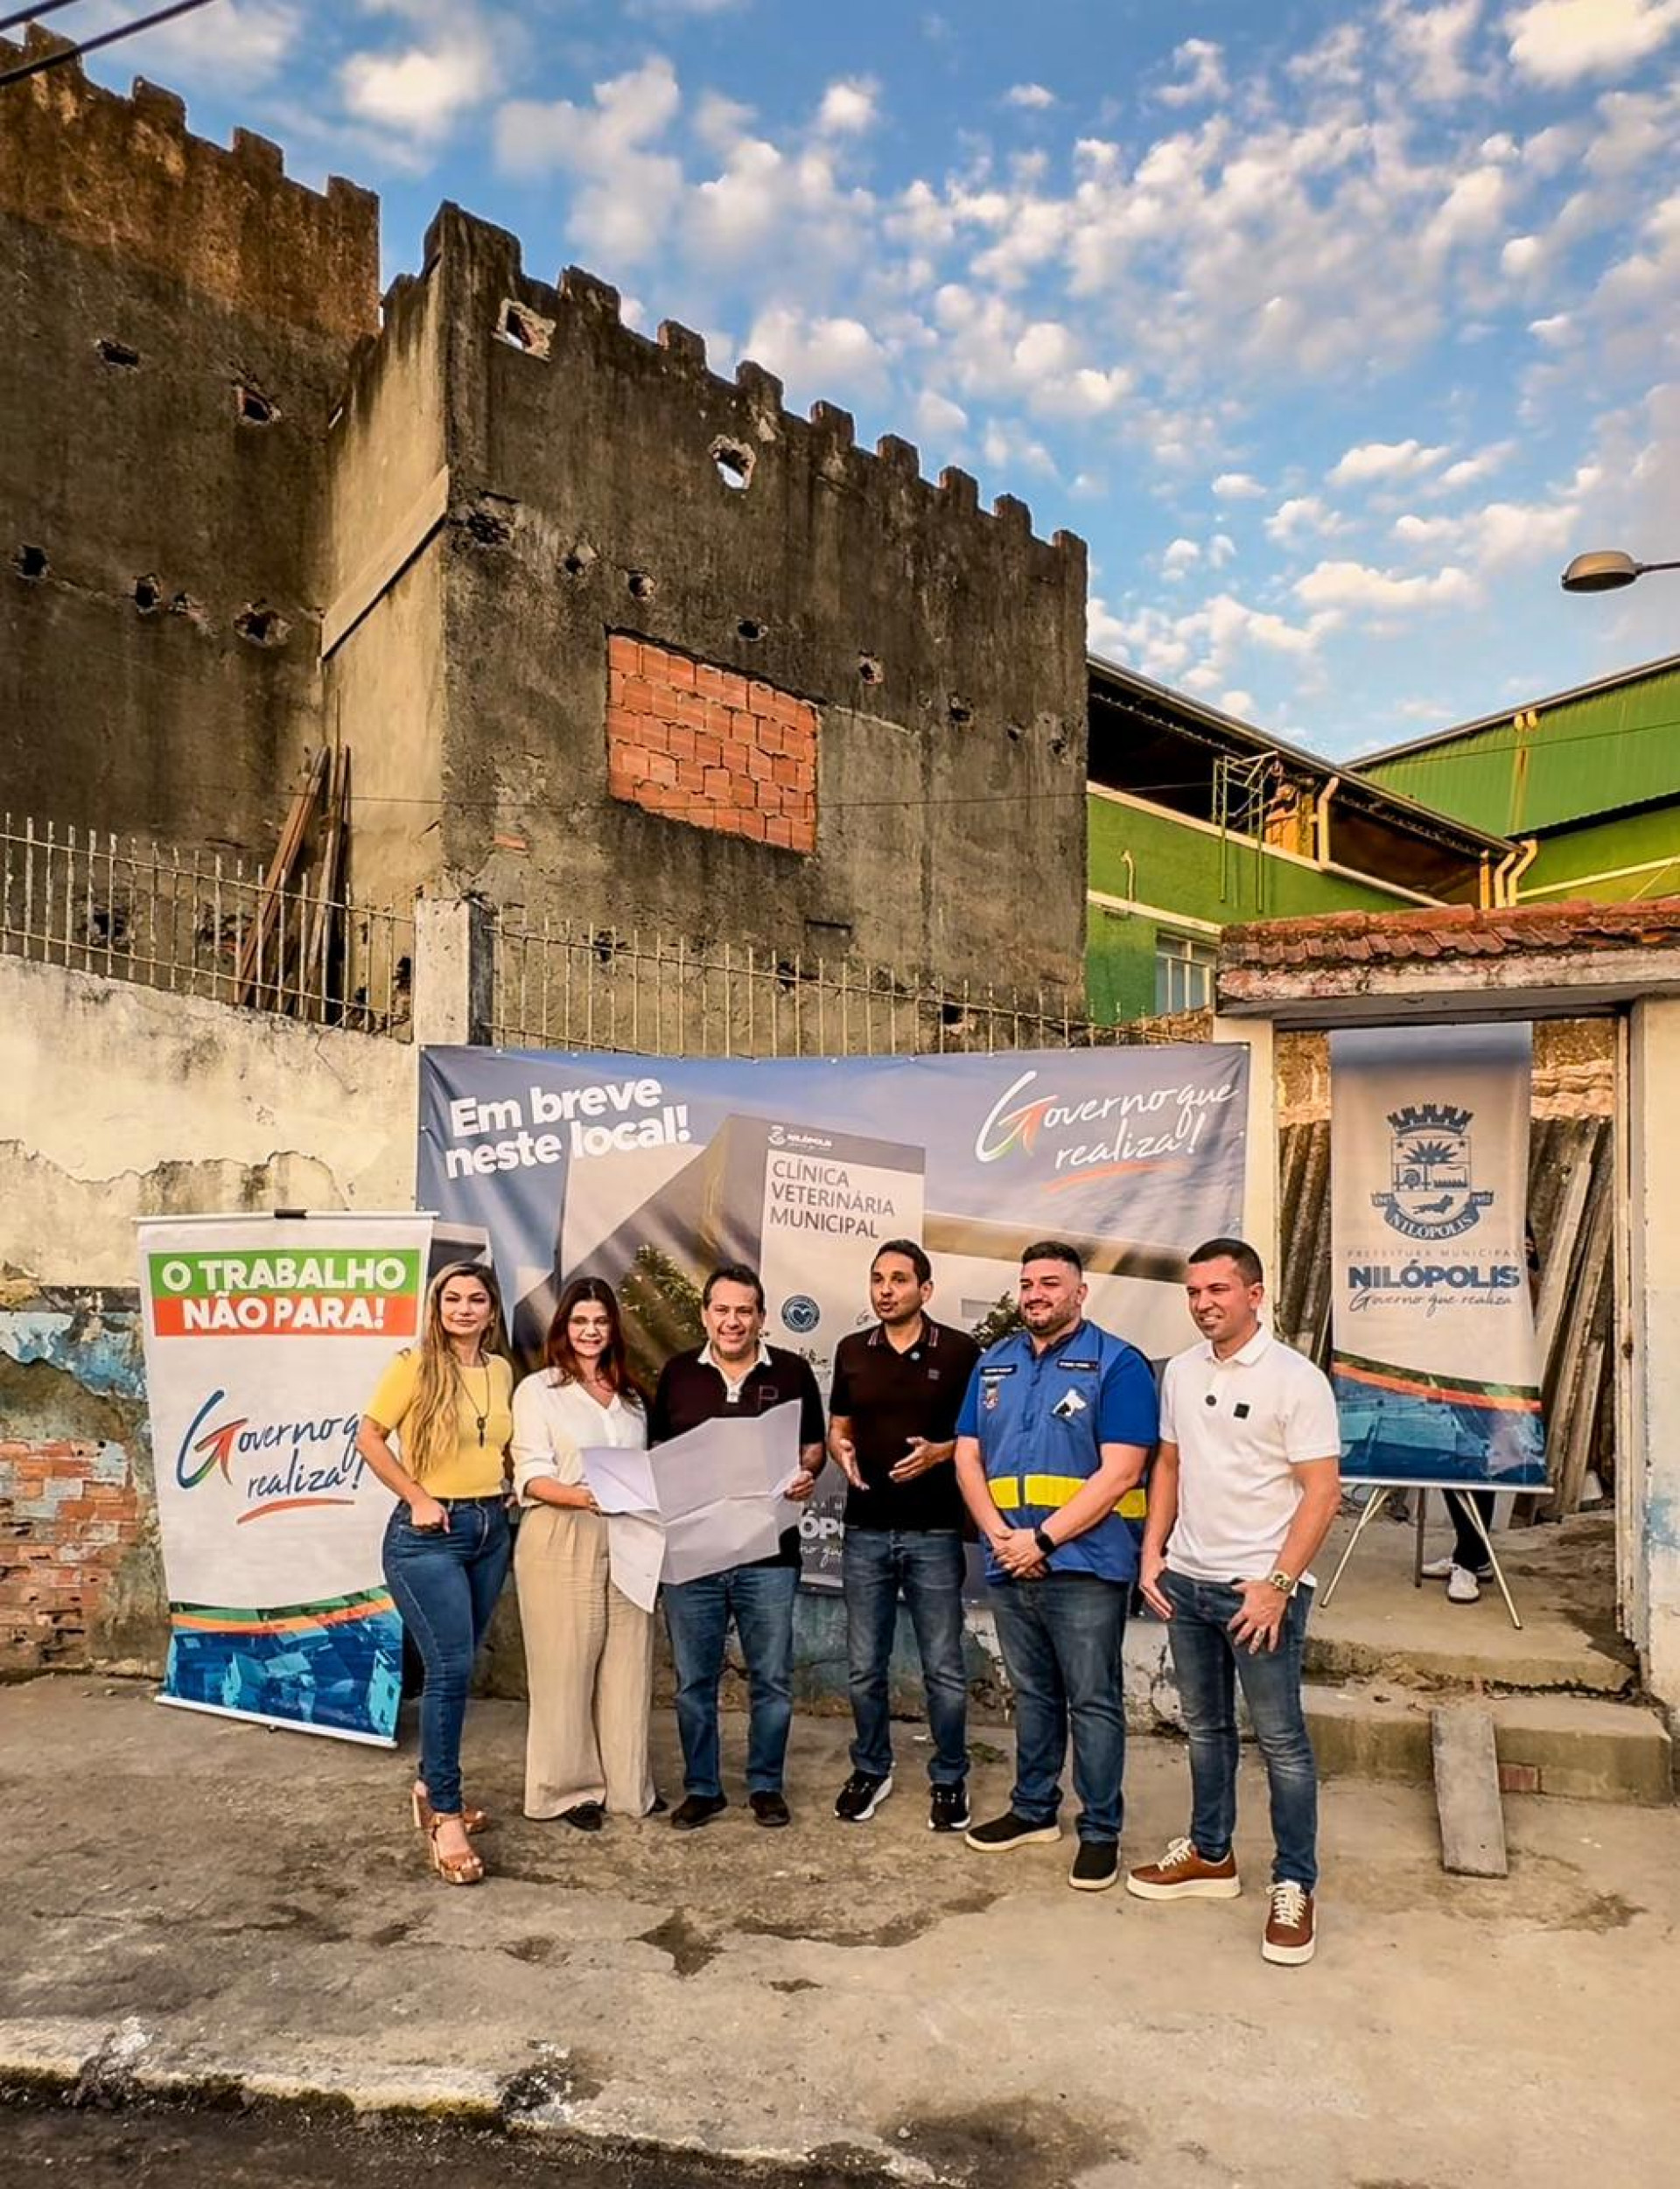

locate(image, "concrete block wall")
(0, 29), (379, 857)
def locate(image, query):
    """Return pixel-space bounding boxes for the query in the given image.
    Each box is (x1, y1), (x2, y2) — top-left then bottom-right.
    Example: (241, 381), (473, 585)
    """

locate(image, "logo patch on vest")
(1058, 1358), (1098, 1372)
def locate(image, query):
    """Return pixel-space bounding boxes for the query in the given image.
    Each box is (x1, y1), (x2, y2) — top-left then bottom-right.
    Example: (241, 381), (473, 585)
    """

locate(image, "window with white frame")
(1154, 931), (1217, 1014)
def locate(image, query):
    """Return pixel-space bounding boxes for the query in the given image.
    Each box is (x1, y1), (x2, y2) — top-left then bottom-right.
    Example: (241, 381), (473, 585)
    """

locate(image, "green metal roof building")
(1356, 653), (1680, 908)
(1084, 656), (1514, 1023)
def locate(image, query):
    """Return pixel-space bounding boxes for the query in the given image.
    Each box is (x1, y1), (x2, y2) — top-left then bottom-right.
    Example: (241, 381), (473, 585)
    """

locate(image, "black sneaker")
(670, 1793), (727, 1831)
(750, 1790), (791, 1828)
(964, 1810), (1060, 1851)
(560, 1801), (604, 1832)
(928, 1784), (971, 1833)
(1069, 1840), (1119, 1892)
(834, 1770), (893, 1822)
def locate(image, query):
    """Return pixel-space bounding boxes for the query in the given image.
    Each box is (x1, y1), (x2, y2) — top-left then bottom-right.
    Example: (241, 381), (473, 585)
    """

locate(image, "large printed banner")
(418, 1044), (1249, 1583)
(1331, 1025), (1546, 1488)
(136, 1213), (433, 1744)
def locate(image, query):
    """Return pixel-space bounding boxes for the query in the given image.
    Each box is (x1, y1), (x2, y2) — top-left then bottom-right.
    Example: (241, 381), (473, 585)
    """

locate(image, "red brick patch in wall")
(0, 1437), (144, 1668)
(606, 634), (818, 853)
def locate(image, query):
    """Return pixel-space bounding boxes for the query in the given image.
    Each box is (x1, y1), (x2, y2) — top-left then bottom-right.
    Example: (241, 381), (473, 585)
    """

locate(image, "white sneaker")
(1421, 1556), (1456, 1580)
(1446, 1564), (1481, 1604)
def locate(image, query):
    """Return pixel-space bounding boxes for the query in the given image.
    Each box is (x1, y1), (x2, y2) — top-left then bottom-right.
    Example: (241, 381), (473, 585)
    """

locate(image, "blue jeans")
(382, 1496), (511, 1815)
(1162, 1569), (1319, 1891)
(662, 1563), (798, 1799)
(989, 1571), (1128, 1844)
(842, 1528), (969, 1786)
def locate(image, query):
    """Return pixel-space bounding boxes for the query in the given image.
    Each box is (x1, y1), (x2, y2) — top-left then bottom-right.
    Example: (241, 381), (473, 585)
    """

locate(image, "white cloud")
(816, 78), (880, 136)
(1506, 0), (1680, 86)
(1213, 471), (1267, 500)
(495, 58), (683, 262)
(340, 5), (500, 141)
(914, 388), (970, 439)
(1004, 83), (1058, 110)
(1382, 0), (1485, 102)
(743, 306), (888, 395)
(1158, 38), (1230, 108)
(1265, 495), (1345, 545)
(1208, 532), (1237, 568)
(1163, 536), (1201, 576)
(1327, 437), (1451, 486)
(1222, 689), (1258, 718)
(84, 0), (299, 86)
(1296, 558), (1478, 612)
(1432, 442), (1517, 490)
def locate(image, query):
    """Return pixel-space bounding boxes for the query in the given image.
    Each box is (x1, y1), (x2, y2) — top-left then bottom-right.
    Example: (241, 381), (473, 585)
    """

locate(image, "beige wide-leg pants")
(514, 1504), (655, 1817)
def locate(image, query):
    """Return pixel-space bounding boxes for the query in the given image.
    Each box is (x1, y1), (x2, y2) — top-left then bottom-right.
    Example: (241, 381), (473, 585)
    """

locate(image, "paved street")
(3, 1676), (1676, 2187)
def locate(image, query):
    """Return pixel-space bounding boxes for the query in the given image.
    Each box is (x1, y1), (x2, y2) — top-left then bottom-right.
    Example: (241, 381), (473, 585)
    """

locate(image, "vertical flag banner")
(137, 1213), (434, 1743)
(416, 1045), (1250, 1584)
(1331, 1025), (1546, 1488)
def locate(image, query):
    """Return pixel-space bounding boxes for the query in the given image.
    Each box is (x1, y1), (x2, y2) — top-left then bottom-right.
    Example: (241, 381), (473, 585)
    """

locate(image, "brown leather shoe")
(1126, 1836), (1241, 1899)
(1262, 1882), (1316, 1964)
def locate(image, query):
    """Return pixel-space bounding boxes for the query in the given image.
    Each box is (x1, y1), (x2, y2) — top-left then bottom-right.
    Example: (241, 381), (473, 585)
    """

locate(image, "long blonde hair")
(400, 1261), (509, 1483)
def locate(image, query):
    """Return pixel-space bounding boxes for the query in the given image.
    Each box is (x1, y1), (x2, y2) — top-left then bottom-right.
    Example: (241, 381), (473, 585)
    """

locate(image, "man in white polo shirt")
(1127, 1237), (1341, 1965)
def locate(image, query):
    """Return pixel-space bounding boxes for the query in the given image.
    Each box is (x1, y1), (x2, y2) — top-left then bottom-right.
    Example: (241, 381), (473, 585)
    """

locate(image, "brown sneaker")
(1125, 1836), (1241, 1900)
(1262, 1881), (1316, 1964)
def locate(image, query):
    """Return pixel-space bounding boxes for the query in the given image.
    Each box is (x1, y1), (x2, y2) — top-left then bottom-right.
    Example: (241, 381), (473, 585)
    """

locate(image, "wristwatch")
(1032, 1527), (1057, 1561)
(1267, 1569), (1298, 1597)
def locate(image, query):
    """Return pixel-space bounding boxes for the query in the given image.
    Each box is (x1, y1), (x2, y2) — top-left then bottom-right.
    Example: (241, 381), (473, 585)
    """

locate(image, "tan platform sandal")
(425, 1810), (486, 1886)
(411, 1781), (492, 1836)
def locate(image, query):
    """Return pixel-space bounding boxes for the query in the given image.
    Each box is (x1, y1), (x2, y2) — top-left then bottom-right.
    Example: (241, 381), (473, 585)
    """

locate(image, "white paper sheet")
(581, 1401), (805, 1601)
(580, 1443), (658, 1516)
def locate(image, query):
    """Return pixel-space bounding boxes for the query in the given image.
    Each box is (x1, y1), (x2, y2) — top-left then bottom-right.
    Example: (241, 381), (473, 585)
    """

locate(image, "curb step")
(1305, 1676), (1674, 1805)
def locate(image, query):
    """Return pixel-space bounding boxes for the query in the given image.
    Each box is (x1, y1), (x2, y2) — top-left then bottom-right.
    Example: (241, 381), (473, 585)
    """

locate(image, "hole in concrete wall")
(235, 384), (279, 426)
(737, 617), (766, 641)
(133, 575), (161, 612)
(562, 542), (597, 579)
(628, 570), (656, 600)
(1005, 720), (1024, 743)
(858, 654), (883, 685)
(711, 438), (754, 490)
(466, 504), (514, 547)
(948, 695), (974, 728)
(96, 338), (140, 368)
(497, 299), (556, 357)
(941, 1001), (968, 1028)
(13, 544), (48, 579)
(1049, 730), (1070, 759)
(234, 603), (290, 647)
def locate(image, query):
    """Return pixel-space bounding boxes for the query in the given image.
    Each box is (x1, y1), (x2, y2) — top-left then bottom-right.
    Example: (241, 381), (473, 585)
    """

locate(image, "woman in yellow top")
(357, 1260), (514, 1885)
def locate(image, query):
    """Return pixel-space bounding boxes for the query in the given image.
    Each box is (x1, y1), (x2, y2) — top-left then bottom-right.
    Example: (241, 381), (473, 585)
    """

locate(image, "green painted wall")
(1084, 794), (1430, 1023)
(1520, 805), (1680, 904)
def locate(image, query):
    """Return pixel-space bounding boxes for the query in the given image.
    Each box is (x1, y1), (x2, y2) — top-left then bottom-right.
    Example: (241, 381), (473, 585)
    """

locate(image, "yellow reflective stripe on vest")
(991, 1474), (1148, 1520)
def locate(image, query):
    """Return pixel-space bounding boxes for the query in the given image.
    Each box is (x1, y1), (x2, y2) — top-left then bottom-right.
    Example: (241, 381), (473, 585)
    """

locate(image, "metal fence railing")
(490, 912), (1165, 1058)
(0, 816), (413, 1036)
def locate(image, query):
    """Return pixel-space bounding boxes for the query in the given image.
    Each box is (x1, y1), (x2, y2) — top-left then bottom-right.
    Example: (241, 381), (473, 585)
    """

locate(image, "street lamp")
(1559, 549), (1680, 594)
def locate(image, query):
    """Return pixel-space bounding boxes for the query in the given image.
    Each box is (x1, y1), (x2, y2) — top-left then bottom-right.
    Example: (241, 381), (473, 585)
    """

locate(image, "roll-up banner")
(136, 1213), (434, 1744)
(416, 1044), (1250, 1584)
(1330, 1024), (1546, 1488)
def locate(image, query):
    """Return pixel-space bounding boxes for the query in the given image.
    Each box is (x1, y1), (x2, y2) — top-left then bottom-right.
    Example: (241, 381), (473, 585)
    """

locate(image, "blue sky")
(80, 0), (1680, 759)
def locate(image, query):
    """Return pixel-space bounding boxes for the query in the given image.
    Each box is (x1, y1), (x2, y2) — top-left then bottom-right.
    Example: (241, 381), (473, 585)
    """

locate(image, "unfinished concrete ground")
(2, 1676), (1675, 2187)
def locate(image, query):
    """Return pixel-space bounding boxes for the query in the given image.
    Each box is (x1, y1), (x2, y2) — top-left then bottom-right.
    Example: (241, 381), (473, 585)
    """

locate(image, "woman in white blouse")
(511, 1276), (659, 1828)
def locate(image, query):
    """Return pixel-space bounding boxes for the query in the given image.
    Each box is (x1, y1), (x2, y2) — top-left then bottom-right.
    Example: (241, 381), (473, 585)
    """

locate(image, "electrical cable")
(0, 1), (86, 38)
(0, 0), (220, 89)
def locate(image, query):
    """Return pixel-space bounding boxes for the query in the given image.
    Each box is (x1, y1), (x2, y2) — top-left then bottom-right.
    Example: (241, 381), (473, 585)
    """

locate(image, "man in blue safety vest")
(954, 1241), (1158, 1892)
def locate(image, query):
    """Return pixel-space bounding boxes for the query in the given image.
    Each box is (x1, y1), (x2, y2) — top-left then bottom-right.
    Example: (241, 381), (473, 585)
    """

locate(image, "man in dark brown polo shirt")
(828, 1240), (980, 1832)
(650, 1263), (827, 1831)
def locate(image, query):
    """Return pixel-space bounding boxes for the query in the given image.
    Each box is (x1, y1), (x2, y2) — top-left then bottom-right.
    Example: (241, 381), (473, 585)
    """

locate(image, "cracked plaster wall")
(0, 953), (414, 1669)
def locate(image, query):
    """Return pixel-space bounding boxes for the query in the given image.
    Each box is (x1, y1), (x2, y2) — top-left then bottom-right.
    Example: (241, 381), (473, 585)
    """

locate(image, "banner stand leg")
(1414, 1493), (1428, 1588)
(1460, 1493), (1523, 1633)
(1320, 1485), (1396, 1610)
